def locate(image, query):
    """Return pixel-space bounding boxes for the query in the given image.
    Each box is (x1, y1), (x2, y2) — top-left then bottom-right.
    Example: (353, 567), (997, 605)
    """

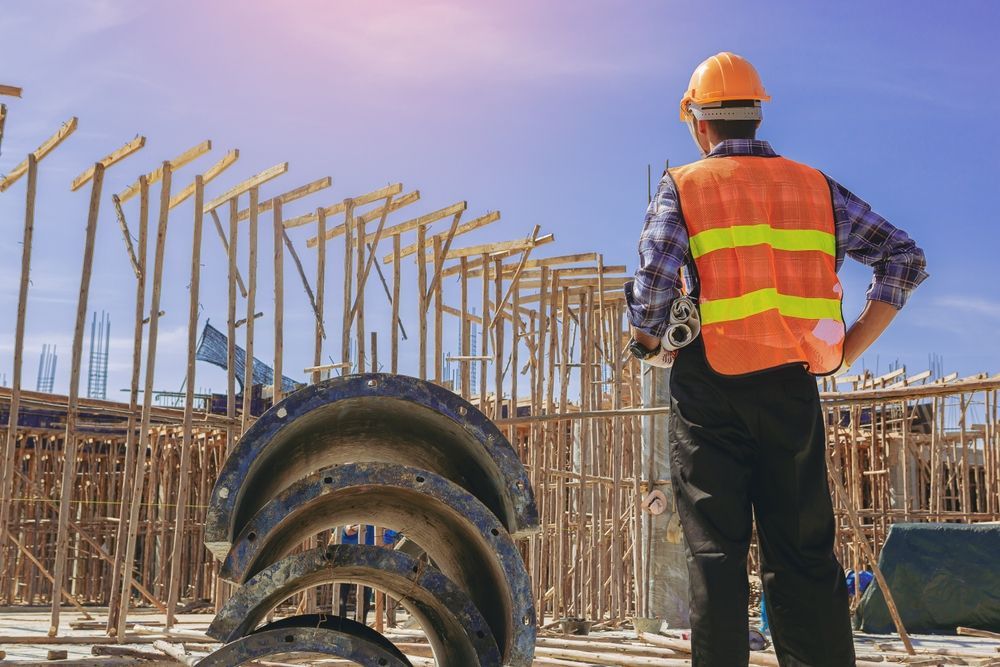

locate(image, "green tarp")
(859, 523), (1000, 634)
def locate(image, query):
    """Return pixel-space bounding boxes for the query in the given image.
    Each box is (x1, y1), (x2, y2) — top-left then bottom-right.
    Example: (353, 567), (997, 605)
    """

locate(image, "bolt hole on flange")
(323, 476), (333, 484)
(415, 475), (425, 483)
(283, 634), (294, 642)
(247, 532), (257, 543)
(378, 660), (388, 666)
(490, 528), (499, 536)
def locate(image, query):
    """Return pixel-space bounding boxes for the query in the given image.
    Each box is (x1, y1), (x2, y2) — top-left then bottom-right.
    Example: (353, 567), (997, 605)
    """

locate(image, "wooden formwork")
(0, 86), (997, 644)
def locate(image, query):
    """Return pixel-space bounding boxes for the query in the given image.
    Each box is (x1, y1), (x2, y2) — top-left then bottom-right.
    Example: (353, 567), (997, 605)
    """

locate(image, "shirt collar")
(706, 139), (778, 158)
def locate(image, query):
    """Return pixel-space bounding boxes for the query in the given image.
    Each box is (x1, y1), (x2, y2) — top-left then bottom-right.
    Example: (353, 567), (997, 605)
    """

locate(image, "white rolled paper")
(670, 295), (698, 324)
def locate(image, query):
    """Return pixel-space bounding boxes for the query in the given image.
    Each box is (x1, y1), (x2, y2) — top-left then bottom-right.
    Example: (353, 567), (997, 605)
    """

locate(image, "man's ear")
(696, 119), (710, 137)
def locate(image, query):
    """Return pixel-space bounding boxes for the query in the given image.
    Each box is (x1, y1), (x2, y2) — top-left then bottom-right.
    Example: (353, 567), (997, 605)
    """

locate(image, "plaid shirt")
(625, 139), (928, 337)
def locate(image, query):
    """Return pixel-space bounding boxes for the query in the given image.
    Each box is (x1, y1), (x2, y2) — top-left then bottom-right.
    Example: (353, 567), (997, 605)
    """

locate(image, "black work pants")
(668, 342), (855, 666)
(338, 583), (372, 624)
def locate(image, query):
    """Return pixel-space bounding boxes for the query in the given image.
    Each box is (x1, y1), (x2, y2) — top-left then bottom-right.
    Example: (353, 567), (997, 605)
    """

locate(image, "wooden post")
(118, 164), (172, 639)
(479, 255), (490, 409)
(391, 234), (401, 374)
(417, 225), (428, 379)
(0, 155), (38, 573)
(272, 200), (284, 403)
(355, 212), (366, 372)
(313, 207), (327, 384)
(106, 174), (149, 636)
(226, 199), (239, 448)
(241, 187), (259, 432)
(165, 175), (205, 628)
(342, 200), (355, 373)
(494, 258), (504, 420)
(433, 236), (444, 384)
(49, 162), (106, 636)
(459, 257), (470, 397)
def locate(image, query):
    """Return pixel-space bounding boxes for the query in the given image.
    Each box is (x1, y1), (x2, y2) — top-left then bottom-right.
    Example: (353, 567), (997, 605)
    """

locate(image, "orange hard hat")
(679, 52), (771, 121)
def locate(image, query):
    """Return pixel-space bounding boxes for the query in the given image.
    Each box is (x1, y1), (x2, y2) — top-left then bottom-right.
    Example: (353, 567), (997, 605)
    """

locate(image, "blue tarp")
(195, 320), (299, 393)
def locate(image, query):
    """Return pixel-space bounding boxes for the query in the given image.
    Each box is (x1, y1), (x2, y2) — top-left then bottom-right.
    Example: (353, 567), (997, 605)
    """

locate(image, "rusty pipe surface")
(219, 462), (534, 667)
(206, 374), (538, 559)
(207, 545), (502, 667)
(198, 618), (411, 667)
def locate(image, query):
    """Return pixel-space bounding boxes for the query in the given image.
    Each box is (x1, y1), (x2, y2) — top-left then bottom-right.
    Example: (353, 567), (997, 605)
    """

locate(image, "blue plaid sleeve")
(625, 173), (689, 338)
(828, 177), (928, 309)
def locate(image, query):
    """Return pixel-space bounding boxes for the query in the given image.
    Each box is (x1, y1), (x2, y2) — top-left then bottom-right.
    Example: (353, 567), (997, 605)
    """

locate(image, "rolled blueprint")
(662, 295), (701, 351)
(670, 295), (698, 324)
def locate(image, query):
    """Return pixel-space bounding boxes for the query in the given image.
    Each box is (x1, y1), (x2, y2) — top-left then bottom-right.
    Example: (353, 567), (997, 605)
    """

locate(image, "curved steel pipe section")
(206, 373), (538, 557)
(219, 462), (535, 667)
(198, 624), (410, 667)
(208, 545), (501, 667)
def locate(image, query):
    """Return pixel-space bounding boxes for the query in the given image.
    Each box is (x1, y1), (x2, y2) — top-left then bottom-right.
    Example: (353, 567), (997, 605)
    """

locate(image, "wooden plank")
(110, 194), (141, 279)
(312, 208), (327, 384)
(441, 248), (591, 279)
(493, 226), (541, 317)
(411, 232), (553, 265)
(241, 187), (260, 433)
(50, 162), (107, 634)
(209, 207), (247, 297)
(169, 149), (239, 209)
(0, 155), (38, 577)
(371, 202), (469, 261)
(422, 210), (464, 303)
(165, 174), (205, 628)
(107, 173), (150, 636)
(0, 104), (6, 157)
(71, 135), (146, 191)
(348, 194), (394, 324)
(342, 203), (356, 371)
(272, 199), (285, 403)
(236, 175), (332, 221)
(203, 161), (288, 212)
(290, 183), (404, 233)
(118, 165), (172, 635)
(391, 234), (401, 373)
(392, 210), (500, 261)
(520, 276), (629, 290)
(0, 83), (23, 97)
(304, 193), (454, 247)
(282, 227), (323, 336)
(0, 117), (78, 192)
(117, 140), (211, 203)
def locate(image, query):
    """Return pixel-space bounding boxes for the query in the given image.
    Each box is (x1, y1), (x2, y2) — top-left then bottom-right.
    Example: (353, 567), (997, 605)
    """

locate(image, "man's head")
(690, 100), (761, 154)
(679, 53), (769, 156)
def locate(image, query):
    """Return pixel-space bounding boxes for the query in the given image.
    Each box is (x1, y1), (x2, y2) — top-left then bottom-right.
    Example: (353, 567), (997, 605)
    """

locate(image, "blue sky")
(0, 0), (997, 397)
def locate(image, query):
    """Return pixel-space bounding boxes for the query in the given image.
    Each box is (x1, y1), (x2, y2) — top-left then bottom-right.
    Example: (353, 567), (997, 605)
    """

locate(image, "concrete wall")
(640, 364), (690, 628)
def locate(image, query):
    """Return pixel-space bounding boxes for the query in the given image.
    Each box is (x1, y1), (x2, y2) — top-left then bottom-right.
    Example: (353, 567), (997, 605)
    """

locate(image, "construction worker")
(624, 52), (927, 665)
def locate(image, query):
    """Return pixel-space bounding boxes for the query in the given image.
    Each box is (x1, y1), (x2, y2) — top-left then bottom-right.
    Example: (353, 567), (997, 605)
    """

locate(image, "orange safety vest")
(670, 156), (845, 376)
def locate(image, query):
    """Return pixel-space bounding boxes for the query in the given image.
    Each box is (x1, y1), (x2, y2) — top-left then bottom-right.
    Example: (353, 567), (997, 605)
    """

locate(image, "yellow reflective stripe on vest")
(700, 288), (842, 325)
(689, 224), (835, 259)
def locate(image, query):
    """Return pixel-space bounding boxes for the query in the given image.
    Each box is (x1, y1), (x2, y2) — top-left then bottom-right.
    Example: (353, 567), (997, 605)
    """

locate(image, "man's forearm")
(843, 300), (899, 367)
(632, 327), (661, 351)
